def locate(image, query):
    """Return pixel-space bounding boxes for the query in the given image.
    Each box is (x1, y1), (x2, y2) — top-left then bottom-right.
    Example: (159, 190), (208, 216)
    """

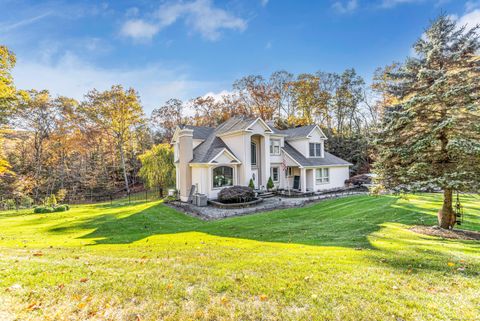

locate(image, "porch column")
(300, 168), (307, 192)
(311, 168), (316, 192)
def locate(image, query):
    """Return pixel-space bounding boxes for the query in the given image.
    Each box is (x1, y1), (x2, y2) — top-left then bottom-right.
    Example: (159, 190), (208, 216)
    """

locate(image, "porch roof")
(282, 142), (352, 167)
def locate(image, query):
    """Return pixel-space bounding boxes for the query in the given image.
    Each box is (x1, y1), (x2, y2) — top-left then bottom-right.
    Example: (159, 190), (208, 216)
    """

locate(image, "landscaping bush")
(345, 174), (372, 186)
(267, 177), (274, 190)
(163, 195), (177, 203)
(218, 186), (255, 204)
(53, 205), (67, 212)
(34, 206), (54, 213)
(33, 204), (70, 213)
(248, 178), (255, 189)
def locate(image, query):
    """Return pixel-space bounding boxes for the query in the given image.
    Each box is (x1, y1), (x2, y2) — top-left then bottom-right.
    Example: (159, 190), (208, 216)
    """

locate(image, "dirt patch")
(410, 225), (480, 241)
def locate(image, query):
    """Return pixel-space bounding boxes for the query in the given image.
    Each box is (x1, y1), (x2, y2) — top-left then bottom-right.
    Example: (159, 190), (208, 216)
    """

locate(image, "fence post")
(128, 192), (131, 204)
(145, 190), (148, 202)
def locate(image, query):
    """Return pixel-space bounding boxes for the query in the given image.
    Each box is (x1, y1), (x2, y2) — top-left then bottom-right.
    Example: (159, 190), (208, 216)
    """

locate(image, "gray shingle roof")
(179, 125), (214, 140)
(214, 117), (258, 135)
(274, 125), (317, 139)
(282, 142), (352, 167)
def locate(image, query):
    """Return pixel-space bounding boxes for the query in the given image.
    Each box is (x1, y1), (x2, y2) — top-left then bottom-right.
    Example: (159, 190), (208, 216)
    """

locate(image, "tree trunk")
(438, 188), (455, 229)
(119, 142), (130, 194)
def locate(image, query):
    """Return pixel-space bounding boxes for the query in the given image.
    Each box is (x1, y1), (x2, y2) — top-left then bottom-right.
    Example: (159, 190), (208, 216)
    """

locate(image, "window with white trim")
(315, 168), (329, 184)
(309, 143), (322, 157)
(213, 166), (234, 188)
(270, 139), (281, 155)
(271, 167), (279, 182)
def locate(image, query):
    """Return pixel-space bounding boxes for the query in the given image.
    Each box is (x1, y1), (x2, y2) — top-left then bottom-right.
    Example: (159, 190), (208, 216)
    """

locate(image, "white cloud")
(380, 0), (422, 8)
(120, 0), (247, 42)
(332, 0), (358, 14)
(120, 19), (160, 40)
(12, 52), (217, 115)
(260, 0), (269, 7)
(456, 9), (480, 30)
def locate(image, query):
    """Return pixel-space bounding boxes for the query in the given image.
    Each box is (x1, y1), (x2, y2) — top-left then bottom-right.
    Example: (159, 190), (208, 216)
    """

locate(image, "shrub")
(2, 199), (16, 210)
(34, 206), (54, 213)
(56, 189), (67, 203)
(218, 186), (255, 204)
(19, 196), (33, 208)
(267, 177), (274, 190)
(345, 174), (371, 186)
(248, 178), (255, 189)
(53, 205), (67, 212)
(44, 194), (57, 207)
(163, 195), (177, 203)
(33, 205), (70, 214)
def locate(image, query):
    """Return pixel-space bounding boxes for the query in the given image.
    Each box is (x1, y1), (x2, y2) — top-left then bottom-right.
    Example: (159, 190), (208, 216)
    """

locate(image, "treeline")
(1, 86), (151, 205)
(1, 44), (380, 206)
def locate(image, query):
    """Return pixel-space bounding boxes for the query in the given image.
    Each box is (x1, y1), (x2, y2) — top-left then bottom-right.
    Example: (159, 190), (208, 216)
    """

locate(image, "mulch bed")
(410, 225), (480, 241)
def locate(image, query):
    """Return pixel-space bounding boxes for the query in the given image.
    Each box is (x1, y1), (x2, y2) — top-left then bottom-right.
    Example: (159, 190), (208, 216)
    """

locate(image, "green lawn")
(1, 194), (479, 321)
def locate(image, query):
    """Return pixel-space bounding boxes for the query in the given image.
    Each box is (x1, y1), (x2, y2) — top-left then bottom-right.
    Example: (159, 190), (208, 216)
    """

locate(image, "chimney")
(178, 128), (194, 202)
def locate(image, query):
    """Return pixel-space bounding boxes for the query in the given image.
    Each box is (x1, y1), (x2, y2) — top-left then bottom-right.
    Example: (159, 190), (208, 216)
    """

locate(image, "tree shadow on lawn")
(49, 195), (440, 248)
(47, 194), (480, 273)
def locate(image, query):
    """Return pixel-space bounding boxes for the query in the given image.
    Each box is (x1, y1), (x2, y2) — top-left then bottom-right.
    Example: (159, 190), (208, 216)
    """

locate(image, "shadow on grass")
(47, 194), (480, 273)
(50, 195), (440, 248)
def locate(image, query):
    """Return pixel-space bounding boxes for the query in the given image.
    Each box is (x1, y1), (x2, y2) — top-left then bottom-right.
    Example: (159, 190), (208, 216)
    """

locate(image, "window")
(213, 166), (234, 188)
(271, 167), (279, 182)
(286, 166), (293, 177)
(251, 142), (257, 165)
(270, 139), (281, 155)
(315, 168), (329, 184)
(309, 143), (322, 157)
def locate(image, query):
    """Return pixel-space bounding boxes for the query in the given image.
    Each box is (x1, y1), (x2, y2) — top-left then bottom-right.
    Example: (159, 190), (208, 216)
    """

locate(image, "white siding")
(313, 166), (349, 190)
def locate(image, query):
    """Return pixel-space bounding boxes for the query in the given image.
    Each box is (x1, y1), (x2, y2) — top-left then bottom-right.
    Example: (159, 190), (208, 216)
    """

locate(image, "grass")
(0, 194), (479, 320)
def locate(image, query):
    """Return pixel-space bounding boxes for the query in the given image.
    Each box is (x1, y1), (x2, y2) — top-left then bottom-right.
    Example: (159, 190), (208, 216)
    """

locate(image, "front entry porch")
(282, 166), (316, 193)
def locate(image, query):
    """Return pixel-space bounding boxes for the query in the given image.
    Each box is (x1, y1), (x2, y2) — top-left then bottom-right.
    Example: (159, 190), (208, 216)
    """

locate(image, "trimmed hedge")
(218, 186), (255, 204)
(33, 204), (70, 214)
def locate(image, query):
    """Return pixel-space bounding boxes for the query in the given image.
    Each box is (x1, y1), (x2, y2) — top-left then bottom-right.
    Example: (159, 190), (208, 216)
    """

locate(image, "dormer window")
(309, 143), (322, 157)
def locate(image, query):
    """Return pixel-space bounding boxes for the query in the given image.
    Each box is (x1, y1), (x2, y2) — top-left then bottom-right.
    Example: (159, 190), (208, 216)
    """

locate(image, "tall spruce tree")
(375, 15), (480, 229)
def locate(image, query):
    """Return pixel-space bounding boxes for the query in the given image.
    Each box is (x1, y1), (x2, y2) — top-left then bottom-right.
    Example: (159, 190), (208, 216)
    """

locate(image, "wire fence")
(66, 186), (170, 205)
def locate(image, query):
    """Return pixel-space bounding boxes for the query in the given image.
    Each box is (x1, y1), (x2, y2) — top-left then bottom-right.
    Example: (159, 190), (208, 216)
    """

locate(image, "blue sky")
(1, 0), (479, 114)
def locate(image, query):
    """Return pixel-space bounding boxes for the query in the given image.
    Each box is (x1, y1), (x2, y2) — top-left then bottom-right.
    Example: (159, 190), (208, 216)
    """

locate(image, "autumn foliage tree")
(374, 15), (480, 229)
(81, 85), (145, 194)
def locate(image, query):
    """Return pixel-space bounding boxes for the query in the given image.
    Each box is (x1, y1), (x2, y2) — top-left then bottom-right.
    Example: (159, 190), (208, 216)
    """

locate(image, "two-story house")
(172, 117), (351, 202)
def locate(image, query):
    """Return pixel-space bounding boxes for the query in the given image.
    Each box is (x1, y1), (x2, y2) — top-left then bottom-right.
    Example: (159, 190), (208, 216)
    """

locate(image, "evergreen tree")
(375, 15), (480, 229)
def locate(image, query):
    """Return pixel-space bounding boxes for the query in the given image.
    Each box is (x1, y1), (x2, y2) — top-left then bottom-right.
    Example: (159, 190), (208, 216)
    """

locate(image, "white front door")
(251, 169), (259, 189)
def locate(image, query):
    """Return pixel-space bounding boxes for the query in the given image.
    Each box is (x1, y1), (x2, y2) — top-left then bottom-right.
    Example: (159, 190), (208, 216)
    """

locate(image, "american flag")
(281, 159), (287, 172)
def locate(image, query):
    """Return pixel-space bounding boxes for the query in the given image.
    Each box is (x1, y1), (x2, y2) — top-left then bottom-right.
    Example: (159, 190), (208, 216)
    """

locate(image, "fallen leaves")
(259, 294), (268, 301)
(79, 278), (89, 283)
(33, 251), (44, 257)
(5, 284), (22, 292)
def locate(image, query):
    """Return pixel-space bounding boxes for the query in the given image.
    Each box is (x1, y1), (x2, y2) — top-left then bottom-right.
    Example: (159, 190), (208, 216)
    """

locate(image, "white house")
(172, 117), (351, 202)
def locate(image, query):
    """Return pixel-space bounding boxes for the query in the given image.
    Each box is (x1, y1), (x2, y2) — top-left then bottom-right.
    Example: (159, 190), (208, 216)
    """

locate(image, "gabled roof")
(282, 142), (352, 167)
(191, 135), (237, 163)
(215, 116), (273, 136)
